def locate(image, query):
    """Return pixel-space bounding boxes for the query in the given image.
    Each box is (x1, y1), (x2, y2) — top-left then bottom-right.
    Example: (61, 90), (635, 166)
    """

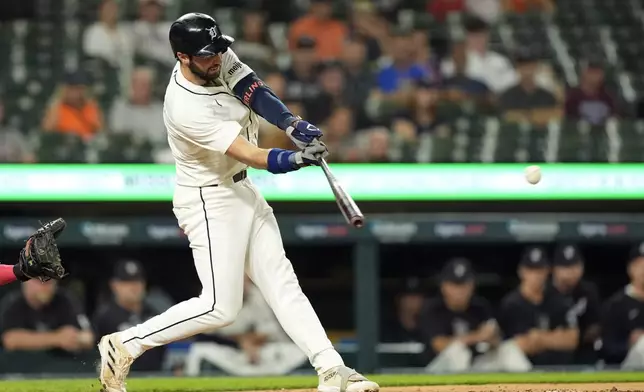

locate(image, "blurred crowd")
(0, 0), (627, 164)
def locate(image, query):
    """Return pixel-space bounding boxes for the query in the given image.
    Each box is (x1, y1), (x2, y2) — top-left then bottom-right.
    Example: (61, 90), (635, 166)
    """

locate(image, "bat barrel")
(319, 157), (365, 229)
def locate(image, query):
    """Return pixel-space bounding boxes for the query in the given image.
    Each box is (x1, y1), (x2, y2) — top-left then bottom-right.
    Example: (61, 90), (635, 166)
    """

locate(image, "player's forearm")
(471, 322), (498, 344)
(513, 332), (545, 355)
(458, 332), (480, 346)
(0, 264), (17, 285)
(233, 73), (297, 131)
(246, 149), (270, 170)
(584, 324), (601, 343)
(227, 136), (322, 174)
(431, 336), (454, 353)
(2, 330), (59, 351)
(77, 330), (95, 349)
(0, 263), (30, 285)
(543, 329), (579, 351)
(225, 136), (269, 169)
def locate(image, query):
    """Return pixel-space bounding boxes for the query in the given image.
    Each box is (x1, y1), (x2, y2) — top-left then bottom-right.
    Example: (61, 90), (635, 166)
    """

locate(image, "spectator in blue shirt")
(377, 29), (432, 94)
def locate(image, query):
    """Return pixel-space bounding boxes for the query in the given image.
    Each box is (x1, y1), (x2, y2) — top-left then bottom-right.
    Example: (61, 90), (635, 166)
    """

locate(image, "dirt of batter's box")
(247, 383), (644, 392)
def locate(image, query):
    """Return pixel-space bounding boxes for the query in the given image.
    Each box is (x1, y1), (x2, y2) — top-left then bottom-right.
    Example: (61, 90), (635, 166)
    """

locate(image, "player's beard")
(189, 60), (220, 84)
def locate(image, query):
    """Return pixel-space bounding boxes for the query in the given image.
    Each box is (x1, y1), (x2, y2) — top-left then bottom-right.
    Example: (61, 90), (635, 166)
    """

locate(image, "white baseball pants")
(118, 178), (344, 373)
(622, 335), (644, 369)
(426, 340), (532, 373)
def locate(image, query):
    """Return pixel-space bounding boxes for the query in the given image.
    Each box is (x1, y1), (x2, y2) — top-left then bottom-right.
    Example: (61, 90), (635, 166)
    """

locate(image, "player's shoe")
(318, 366), (380, 392)
(98, 333), (134, 392)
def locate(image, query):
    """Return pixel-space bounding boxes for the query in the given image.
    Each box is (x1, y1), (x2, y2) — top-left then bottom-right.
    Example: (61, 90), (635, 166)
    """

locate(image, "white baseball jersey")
(116, 46), (346, 381)
(163, 49), (259, 187)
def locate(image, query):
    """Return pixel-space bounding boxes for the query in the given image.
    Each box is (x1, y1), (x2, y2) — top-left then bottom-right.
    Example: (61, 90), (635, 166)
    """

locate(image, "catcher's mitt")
(18, 218), (67, 282)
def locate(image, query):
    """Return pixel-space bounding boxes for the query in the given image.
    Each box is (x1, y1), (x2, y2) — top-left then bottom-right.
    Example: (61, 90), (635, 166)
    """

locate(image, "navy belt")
(201, 170), (247, 187)
(231, 170), (247, 183)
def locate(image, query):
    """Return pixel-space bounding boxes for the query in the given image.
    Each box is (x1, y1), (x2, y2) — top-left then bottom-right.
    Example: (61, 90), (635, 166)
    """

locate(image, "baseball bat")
(318, 158), (365, 228)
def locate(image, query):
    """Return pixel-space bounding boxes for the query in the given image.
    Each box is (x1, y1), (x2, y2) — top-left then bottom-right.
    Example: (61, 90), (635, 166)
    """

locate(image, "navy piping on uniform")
(122, 187), (216, 344)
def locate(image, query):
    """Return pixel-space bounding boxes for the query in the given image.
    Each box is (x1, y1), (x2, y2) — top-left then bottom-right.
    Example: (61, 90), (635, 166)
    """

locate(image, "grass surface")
(1, 372), (644, 392)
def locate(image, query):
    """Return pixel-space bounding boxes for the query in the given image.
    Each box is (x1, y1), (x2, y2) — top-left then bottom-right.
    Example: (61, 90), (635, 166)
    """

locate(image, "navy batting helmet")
(169, 13), (234, 58)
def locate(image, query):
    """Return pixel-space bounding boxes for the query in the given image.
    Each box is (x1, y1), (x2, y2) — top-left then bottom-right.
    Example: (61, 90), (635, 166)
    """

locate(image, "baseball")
(524, 165), (542, 185)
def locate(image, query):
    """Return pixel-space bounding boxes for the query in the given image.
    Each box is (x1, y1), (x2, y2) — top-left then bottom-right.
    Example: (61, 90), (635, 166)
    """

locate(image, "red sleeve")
(0, 265), (17, 286)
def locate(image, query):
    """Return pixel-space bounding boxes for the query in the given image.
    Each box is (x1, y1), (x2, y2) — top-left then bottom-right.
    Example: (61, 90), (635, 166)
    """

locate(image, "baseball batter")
(98, 13), (379, 392)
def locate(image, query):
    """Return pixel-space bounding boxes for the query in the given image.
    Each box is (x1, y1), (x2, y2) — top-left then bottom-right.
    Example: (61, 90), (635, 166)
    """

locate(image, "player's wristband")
(267, 149), (299, 174)
(281, 115), (300, 132)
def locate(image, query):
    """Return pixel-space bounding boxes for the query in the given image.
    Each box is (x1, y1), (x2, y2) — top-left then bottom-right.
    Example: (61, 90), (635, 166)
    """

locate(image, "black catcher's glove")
(18, 218), (67, 282)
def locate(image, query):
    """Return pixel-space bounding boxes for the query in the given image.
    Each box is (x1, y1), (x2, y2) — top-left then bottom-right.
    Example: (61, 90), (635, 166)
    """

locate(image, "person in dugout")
(549, 244), (601, 364)
(497, 246), (579, 371)
(421, 258), (498, 373)
(92, 260), (166, 371)
(601, 242), (644, 369)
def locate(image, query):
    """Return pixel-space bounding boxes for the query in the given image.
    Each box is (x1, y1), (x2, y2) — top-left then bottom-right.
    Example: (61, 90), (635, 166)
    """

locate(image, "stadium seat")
(527, 124), (550, 162)
(96, 133), (155, 163)
(466, 116), (487, 162)
(558, 120), (609, 162)
(426, 125), (454, 163)
(36, 132), (86, 163)
(493, 120), (527, 163)
(83, 57), (121, 114)
(558, 119), (583, 162)
(177, 0), (212, 16)
(615, 119), (644, 162)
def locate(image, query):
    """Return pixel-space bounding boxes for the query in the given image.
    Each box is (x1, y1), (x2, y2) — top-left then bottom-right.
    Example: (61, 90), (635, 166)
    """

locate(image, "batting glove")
(286, 119), (323, 149)
(291, 141), (329, 167)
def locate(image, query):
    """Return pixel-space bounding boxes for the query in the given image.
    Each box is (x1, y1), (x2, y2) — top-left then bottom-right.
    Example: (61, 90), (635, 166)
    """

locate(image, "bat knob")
(351, 216), (365, 229)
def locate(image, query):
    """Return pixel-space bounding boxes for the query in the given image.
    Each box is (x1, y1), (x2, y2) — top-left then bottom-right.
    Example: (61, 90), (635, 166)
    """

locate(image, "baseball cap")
(553, 244), (584, 267)
(441, 258), (475, 284)
(519, 246), (550, 268)
(628, 242), (644, 263)
(113, 259), (146, 281)
(295, 36), (317, 49)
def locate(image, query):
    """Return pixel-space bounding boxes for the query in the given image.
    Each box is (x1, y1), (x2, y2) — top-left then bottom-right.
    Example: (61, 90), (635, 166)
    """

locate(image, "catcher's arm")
(0, 264), (20, 285)
(16, 218), (67, 282)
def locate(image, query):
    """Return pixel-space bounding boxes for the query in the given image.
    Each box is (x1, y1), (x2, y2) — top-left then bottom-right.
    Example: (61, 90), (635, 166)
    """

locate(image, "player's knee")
(212, 308), (240, 327)
(206, 301), (242, 327)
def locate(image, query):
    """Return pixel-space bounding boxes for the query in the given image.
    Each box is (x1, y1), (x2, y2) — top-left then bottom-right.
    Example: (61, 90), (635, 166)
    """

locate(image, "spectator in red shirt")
(427, 0), (465, 22)
(564, 60), (618, 125)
